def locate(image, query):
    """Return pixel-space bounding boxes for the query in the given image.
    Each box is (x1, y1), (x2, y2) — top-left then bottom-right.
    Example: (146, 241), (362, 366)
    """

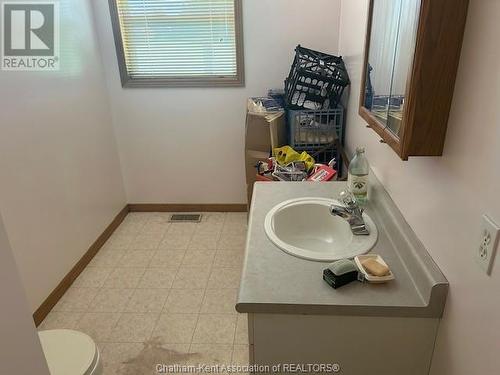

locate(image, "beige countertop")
(236, 177), (448, 318)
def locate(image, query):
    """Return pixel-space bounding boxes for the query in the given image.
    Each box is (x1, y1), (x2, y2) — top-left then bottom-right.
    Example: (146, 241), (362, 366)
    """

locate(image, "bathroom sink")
(264, 197), (378, 261)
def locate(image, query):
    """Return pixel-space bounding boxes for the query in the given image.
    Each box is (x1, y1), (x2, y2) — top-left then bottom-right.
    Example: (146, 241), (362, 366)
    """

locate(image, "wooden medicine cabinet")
(359, 0), (469, 160)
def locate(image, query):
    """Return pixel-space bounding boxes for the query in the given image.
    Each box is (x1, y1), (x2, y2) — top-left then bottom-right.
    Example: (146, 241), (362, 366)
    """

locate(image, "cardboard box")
(245, 98), (286, 206)
(245, 150), (270, 207)
(245, 98), (286, 150)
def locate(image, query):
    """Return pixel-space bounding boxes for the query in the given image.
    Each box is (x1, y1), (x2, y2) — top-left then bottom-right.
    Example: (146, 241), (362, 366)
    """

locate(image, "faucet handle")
(339, 190), (355, 206)
(339, 191), (363, 213)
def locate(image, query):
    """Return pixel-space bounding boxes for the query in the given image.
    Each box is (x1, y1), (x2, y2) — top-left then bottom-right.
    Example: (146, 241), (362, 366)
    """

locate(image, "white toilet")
(38, 329), (102, 375)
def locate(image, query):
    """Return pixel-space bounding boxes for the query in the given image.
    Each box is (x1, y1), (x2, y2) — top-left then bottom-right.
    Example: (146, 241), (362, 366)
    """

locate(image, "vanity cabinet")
(248, 313), (439, 375)
(359, 0), (469, 160)
(238, 181), (449, 375)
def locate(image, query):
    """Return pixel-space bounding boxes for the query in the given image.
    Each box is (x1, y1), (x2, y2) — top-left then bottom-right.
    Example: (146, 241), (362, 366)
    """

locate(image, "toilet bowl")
(38, 329), (102, 375)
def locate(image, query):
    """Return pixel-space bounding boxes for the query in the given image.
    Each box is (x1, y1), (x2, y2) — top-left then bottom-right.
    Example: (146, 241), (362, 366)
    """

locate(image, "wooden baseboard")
(128, 203), (248, 212)
(33, 205), (129, 326)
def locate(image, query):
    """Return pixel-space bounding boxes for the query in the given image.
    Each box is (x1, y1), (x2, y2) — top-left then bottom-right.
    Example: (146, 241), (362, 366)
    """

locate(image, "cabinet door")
(387, 0), (421, 138)
(363, 0), (421, 138)
(363, 0), (401, 129)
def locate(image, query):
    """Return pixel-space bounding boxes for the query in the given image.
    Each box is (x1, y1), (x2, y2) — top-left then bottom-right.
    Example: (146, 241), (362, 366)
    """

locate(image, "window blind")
(112, 0), (241, 83)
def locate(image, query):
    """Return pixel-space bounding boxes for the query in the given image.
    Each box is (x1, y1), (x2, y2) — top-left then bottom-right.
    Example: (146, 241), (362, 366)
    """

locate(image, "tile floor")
(39, 212), (249, 375)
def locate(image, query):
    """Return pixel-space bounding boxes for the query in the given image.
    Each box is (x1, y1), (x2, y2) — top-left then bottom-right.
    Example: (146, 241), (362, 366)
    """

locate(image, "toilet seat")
(38, 329), (102, 375)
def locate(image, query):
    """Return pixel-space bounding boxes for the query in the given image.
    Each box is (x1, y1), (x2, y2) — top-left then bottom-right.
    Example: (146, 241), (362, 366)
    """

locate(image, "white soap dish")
(354, 254), (395, 283)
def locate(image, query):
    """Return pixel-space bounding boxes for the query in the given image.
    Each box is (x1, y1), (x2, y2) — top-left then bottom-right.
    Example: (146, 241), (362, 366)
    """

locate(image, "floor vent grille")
(168, 214), (202, 223)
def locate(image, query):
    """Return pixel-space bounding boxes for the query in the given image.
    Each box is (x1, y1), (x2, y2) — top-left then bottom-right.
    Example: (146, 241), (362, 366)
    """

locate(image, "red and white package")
(307, 164), (336, 182)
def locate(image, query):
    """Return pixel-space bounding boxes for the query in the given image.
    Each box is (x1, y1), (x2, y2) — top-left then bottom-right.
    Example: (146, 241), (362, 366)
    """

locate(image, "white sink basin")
(264, 197), (378, 262)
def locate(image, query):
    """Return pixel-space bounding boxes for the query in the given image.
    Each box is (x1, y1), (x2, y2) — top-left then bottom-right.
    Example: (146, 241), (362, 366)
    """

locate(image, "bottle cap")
(356, 147), (365, 153)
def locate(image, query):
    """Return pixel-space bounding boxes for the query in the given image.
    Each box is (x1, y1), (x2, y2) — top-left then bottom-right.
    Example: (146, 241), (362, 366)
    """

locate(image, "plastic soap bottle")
(348, 147), (369, 204)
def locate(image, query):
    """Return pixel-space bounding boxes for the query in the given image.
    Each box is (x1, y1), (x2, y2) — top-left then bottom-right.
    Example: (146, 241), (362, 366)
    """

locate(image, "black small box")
(323, 268), (358, 289)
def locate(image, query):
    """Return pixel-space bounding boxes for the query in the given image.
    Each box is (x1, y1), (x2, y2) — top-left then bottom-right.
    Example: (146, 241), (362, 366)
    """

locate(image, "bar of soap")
(361, 258), (389, 277)
(328, 259), (357, 276)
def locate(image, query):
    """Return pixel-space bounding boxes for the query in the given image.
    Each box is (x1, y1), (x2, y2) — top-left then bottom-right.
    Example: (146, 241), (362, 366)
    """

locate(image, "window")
(108, 0), (244, 87)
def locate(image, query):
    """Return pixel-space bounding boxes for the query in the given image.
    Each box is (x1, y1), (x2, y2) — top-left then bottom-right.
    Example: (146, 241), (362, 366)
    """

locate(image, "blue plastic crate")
(286, 105), (345, 174)
(286, 105), (344, 147)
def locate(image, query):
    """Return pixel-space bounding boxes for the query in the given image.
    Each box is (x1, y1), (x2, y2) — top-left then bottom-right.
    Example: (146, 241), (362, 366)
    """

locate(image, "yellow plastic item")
(273, 146), (315, 171)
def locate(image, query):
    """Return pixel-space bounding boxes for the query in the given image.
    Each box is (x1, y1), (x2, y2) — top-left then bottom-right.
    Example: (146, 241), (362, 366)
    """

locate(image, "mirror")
(363, 0), (421, 138)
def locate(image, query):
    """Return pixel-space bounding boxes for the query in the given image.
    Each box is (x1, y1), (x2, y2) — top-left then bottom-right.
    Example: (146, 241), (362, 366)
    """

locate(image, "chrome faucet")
(330, 191), (370, 235)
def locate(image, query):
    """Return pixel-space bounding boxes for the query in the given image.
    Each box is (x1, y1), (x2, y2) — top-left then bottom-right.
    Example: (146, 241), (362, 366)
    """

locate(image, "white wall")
(338, 1), (500, 374)
(0, 0), (126, 312)
(0, 213), (50, 374)
(92, 0), (341, 204)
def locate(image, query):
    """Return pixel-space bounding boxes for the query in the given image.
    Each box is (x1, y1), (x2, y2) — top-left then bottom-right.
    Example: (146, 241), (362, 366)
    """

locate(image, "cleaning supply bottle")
(348, 147), (369, 204)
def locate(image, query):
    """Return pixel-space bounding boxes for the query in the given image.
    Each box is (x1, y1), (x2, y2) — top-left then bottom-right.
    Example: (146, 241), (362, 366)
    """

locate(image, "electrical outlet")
(475, 215), (500, 275)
